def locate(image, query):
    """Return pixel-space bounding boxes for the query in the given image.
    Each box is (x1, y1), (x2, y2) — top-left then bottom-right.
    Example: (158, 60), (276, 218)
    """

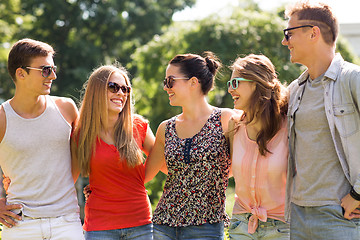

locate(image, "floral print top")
(152, 108), (231, 227)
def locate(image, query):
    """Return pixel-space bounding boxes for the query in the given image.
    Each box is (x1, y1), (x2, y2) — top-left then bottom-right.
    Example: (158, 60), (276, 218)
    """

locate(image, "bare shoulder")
(219, 108), (242, 132)
(0, 105), (6, 143)
(50, 96), (79, 126)
(219, 108), (238, 120)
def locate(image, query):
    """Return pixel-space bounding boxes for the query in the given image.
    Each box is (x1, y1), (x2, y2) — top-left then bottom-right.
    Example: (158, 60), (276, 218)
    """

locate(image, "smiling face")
(164, 64), (190, 106)
(20, 54), (57, 96)
(107, 71), (129, 114)
(281, 14), (314, 65)
(228, 71), (256, 112)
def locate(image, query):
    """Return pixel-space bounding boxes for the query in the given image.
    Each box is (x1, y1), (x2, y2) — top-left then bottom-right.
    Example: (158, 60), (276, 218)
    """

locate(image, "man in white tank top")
(0, 39), (84, 239)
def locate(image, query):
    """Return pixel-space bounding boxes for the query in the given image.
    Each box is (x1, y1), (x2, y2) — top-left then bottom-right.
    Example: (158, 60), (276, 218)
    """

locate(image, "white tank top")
(0, 95), (79, 217)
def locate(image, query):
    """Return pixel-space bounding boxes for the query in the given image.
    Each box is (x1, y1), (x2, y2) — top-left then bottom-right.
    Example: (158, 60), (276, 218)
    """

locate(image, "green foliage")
(0, 0), (195, 102)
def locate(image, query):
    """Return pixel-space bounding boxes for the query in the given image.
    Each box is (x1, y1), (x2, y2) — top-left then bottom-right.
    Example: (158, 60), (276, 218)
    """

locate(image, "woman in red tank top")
(72, 64), (155, 240)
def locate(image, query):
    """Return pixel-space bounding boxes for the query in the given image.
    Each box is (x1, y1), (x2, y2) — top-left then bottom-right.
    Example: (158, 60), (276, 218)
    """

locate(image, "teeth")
(232, 96), (239, 100)
(44, 83), (51, 87)
(169, 93), (174, 97)
(112, 99), (123, 104)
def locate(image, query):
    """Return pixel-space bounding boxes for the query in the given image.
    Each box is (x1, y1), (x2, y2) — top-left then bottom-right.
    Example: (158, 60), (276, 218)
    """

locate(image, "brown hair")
(169, 51), (221, 95)
(232, 54), (288, 156)
(72, 64), (143, 177)
(7, 38), (55, 82)
(285, 1), (338, 45)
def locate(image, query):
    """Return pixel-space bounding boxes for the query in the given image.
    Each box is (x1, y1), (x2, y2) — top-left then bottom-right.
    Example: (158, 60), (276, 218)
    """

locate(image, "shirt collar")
(297, 53), (343, 86)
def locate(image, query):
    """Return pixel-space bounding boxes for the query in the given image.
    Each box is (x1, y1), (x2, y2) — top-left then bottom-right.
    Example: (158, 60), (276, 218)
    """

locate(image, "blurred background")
(0, 0), (359, 221)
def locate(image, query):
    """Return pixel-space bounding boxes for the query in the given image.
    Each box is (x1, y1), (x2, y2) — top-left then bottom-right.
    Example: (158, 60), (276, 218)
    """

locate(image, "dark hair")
(169, 51), (221, 95)
(7, 38), (55, 82)
(232, 54), (288, 156)
(285, 1), (338, 45)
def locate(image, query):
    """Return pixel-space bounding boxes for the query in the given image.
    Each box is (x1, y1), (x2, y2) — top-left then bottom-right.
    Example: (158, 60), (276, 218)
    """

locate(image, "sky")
(173, 0), (360, 24)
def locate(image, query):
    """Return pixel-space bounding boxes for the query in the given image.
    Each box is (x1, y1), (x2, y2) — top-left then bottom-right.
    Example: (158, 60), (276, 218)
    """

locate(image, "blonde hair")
(231, 54), (288, 155)
(72, 64), (143, 177)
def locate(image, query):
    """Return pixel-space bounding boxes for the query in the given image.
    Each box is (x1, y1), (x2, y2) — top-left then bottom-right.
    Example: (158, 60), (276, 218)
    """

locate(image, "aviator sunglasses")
(227, 77), (253, 89)
(108, 82), (131, 94)
(25, 65), (57, 78)
(163, 76), (189, 88)
(283, 25), (314, 41)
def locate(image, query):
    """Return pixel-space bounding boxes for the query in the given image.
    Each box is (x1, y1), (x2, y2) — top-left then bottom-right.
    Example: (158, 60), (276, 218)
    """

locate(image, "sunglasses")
(227, 77), (253, 89)
(163, 76), (189, 88)
(25, 65), (57, 78)
(283, 25), (314, 41)
(108, 82), (131, 94)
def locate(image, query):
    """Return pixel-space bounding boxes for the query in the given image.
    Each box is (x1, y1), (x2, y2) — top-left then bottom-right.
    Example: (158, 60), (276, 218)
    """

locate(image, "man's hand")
(341, 193), (360, 219)
(0, 198), (22, 228)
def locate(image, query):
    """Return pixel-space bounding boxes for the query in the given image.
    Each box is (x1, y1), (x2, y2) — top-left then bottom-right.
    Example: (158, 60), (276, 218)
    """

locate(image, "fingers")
(0, 214), (19, 228)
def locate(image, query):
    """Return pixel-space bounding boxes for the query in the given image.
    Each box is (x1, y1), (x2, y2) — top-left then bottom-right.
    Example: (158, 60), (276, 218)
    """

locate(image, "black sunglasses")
(25, 65), (57, 78)
(163, 76), (189, 88)
(108, 82), (131, 94)
(283, 25), (314, 41)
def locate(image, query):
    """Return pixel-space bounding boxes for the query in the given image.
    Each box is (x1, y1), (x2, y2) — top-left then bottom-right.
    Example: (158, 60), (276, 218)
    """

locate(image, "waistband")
(232, 213), (286, 227)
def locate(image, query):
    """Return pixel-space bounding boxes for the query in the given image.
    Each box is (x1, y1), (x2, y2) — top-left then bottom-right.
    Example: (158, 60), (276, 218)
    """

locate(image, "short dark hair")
(169, 51), (221, 95)
(285, 1), (338, 45)
(7, 38), (55, 82)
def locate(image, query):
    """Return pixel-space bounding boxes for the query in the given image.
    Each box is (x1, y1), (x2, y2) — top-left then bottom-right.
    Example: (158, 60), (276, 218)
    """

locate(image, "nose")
(281, 37), (288, 46)
(49, 69), (57, 80)
(227, 84), (233, 94)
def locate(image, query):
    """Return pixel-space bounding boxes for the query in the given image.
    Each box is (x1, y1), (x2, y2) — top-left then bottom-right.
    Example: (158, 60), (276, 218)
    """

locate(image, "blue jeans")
(85, 223), (153, 240)
(290, 203), (360, 240)
(153, 222), (224, 240)
(228, 213), (289, 240)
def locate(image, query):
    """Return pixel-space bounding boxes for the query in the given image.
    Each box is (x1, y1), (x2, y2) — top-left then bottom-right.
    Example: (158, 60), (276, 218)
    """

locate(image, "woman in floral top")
(145, 52), (235, 239)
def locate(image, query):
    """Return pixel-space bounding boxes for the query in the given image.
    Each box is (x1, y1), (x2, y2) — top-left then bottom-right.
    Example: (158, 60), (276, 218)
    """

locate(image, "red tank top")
(83, 116), (151, 231)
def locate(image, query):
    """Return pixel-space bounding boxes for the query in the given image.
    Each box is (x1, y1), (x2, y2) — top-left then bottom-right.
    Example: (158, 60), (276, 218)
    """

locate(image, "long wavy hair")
(72, 64), (143, 177)
(232, 54), (288, 156)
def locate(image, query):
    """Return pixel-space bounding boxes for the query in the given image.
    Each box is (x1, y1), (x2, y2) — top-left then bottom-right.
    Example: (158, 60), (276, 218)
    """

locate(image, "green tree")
(0, 0), (195, 101)
(134, 6), (358, 207)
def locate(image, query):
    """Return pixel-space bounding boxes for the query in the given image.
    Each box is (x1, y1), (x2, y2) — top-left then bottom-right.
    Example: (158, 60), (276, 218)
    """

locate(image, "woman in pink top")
(227, 54), (289, 239)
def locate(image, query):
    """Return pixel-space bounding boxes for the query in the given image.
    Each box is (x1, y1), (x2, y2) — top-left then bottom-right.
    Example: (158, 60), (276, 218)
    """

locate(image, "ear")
(190, 77), (199, 86)
(15, 67), (27, 80)
(310, 26), (321, 41)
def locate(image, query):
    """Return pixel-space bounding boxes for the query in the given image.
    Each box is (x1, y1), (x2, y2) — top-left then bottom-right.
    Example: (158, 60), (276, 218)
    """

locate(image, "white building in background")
(340, 23), (360, 58)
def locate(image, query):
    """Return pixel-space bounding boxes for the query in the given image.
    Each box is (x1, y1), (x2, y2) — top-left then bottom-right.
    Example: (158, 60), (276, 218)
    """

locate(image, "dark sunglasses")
(25, 65), (57, 78)
(108, 82), (131, 94)
(283, 25), (314, 41)
(163, 76), (189, 88)
(227, 77), (253, 89)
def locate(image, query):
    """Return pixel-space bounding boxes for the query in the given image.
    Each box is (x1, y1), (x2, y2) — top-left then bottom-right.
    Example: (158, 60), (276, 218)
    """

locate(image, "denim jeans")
(2, 212), (84, 240)
(290, 203), (360, 240)
(85, 223), (153, 240)
(228, 213), (289, 240)
(153, 222), (224, 240)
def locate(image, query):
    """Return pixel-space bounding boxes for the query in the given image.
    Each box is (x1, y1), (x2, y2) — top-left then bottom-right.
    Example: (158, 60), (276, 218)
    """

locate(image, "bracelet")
(350, 187), (360, 201)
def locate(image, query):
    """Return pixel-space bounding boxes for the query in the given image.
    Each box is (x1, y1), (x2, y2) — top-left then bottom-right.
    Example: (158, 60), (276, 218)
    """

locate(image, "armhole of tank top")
(0, 103), (8, 144)
(47, 95), (72, 128)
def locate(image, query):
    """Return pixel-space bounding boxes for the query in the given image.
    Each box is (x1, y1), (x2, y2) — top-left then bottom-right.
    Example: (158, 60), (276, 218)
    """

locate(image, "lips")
(111, 98), (124, 106)
(43, 82), (52, 88)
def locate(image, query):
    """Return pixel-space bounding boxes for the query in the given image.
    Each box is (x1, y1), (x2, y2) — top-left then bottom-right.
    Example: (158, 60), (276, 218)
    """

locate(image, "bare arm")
(0, 106), (22, 227)
(144, 121), (167, 183)
(142, 125), (155, 157)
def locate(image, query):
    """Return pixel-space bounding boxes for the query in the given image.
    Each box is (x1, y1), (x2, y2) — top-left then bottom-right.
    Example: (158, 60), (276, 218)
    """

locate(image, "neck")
(306, 45), (335, 80)
(10, 93), (46, 116)
(181, 97), (213, 120)
(105, 112), (120, 132)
